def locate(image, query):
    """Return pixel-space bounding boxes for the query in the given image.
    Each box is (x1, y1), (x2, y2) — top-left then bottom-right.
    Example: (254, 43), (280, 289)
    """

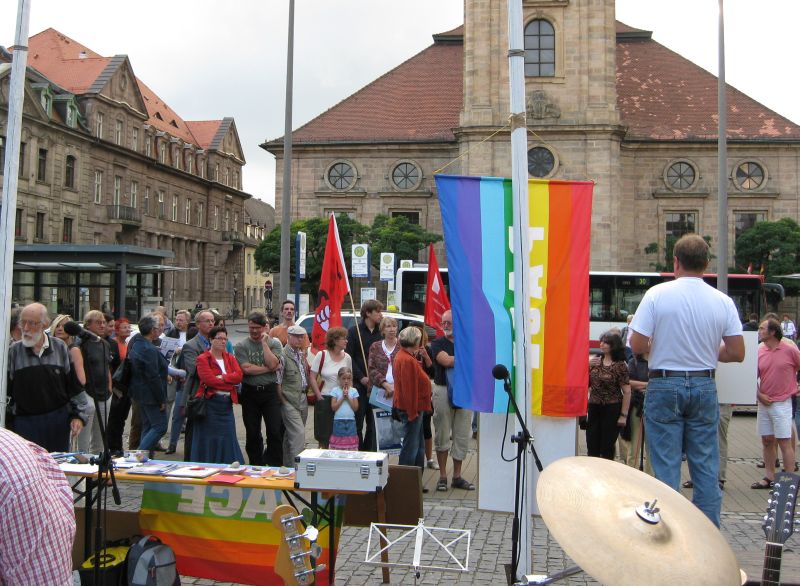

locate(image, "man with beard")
(7, 303), (87, 451)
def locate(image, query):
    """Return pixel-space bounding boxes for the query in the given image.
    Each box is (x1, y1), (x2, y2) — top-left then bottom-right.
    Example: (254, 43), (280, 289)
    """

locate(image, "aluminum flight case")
(294, 448), (389, 492)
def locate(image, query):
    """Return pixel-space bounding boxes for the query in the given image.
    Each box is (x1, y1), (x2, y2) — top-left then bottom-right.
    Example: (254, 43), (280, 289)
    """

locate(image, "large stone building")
(262, 1), (800, 279)
(1, 28), (268, 320)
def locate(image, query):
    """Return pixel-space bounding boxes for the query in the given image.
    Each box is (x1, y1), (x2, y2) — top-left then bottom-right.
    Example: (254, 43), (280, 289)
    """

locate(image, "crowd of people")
(3, 298), (477, 495)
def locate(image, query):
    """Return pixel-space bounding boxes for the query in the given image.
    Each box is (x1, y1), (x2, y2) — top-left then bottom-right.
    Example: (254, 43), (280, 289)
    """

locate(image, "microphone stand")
(499, 370), (582, 586)
(498, 373), (541, 582)
(81, 336), (121, 586)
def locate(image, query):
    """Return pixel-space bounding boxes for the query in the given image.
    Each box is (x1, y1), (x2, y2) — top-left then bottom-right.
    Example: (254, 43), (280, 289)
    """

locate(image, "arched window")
(524, 19), (555, 77)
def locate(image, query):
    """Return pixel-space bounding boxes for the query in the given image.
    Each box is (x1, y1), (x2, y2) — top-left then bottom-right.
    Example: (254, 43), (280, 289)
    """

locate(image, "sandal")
(751, 477), (774, 490)
(436, 478), (448, 492)
(451, 477), (475, 491)
(682, 480), (693, 489)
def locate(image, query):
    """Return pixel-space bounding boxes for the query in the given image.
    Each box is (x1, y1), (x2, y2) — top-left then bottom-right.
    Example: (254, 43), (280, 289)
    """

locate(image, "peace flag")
(434, 175), (593, 417)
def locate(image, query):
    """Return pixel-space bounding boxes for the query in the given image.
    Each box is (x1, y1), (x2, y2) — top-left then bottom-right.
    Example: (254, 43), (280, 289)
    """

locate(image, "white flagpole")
(507, 0), (533, 580)
(717, 0), (728, 294)
(0, 0), (31, 428)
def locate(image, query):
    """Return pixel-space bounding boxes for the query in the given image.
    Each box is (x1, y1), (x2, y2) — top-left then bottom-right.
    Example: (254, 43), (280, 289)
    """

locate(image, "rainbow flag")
(435, 175), (592, 417)
(139, 482), (343, 585)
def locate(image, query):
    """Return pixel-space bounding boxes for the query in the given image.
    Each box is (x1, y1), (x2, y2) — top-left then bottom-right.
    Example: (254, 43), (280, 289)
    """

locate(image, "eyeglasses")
(440, 321), (452, 326)
(213, 336), (228, 341)
(20, 319), (43, 328)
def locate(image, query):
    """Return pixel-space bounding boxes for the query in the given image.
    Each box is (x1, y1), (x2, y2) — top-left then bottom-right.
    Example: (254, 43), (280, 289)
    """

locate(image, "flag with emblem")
(311, 214), (351, 350)
(424, 243), (451, 337)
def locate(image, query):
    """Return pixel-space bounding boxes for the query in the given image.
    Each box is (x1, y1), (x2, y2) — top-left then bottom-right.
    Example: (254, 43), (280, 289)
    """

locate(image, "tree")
(366, 214), (442, 269)
(254, 214), (369, 294)
(735, 217), (800, 280)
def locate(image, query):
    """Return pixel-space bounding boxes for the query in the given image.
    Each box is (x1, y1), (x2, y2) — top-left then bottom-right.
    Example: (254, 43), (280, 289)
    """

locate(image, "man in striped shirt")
(0, 427), (76, 585)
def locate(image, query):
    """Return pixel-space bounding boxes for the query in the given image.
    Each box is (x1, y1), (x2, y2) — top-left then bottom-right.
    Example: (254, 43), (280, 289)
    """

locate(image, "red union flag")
(311, 214), (351, 350)
(424, 243), (451, 337)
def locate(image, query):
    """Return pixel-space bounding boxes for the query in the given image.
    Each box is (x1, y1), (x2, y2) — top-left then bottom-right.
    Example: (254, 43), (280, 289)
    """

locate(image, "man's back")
(632, 277), (742, 370)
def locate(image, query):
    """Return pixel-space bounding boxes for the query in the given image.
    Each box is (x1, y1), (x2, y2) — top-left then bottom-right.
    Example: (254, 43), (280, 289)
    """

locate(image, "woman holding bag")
(308, 327), (351, 449)
(191, 326), (244, 463)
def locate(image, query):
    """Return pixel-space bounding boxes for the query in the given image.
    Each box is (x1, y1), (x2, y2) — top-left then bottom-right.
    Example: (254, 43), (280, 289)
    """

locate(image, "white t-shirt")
(311, 350), (352, 396)
(330, 386), (359, 420)
(215, 358), (227, 374)
(631, 277), (742, 370)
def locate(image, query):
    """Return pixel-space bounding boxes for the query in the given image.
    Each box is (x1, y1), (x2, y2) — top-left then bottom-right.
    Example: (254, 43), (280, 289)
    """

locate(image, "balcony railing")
(222, 230), (245, 245)
(107, 204), (141, 225)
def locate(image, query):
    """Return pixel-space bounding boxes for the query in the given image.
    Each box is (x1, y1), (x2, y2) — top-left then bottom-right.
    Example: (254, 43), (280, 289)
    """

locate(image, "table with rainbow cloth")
(61, 459), (372, 586)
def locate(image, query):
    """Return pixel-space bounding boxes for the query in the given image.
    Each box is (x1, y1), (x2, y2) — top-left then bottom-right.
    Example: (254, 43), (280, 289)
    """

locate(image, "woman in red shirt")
(392, 327), (432, 470)
(191, 326), (245, 463)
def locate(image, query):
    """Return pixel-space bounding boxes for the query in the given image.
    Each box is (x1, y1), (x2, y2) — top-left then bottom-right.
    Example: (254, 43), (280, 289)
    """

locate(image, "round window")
(666, 161), (696, 190)
(527, 147), (555, 178)
(736, 161), (764, 190)
(327, 162), (355, 190)
(392, 162), (420, 190)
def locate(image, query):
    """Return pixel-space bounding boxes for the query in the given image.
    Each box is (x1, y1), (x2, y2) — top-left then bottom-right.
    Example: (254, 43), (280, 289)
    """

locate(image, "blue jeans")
(139, 402), (168, 451)
(398, 411), (425, 469)
(169, 389), (185, 449)
(645, 376), (721, 527)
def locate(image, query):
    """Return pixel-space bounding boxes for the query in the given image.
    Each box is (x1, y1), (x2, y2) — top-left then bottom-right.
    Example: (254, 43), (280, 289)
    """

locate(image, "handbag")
(187, 386), (208, 420)
(308, 350), (326, 405)
(112, 357), (132, 394)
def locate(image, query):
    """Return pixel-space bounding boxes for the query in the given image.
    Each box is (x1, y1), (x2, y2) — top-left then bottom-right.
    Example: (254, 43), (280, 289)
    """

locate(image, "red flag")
(311, 214), (351, 350)
(424, 243), (451, 337)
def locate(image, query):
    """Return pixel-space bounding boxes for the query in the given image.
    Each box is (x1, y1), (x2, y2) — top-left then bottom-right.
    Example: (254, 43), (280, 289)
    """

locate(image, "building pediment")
(92, 56), (148, 118)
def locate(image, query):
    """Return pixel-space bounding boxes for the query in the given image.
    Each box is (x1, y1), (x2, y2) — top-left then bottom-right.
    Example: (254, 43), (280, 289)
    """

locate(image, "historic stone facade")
(0, 29), (268, 318)
(263, 0), (800, 281)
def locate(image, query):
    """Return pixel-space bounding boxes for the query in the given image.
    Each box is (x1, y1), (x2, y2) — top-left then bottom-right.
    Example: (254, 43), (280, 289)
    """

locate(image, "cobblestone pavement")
(99, 402), (798, 585)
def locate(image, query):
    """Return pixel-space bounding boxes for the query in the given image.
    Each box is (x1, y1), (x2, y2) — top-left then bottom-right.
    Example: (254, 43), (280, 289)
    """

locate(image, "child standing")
(329, 367), (359, 451)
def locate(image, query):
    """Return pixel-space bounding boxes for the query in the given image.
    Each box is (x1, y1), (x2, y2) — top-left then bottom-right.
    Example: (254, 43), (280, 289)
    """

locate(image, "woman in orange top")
(392, 326), (432, 470)
(191, 326), (244, 463)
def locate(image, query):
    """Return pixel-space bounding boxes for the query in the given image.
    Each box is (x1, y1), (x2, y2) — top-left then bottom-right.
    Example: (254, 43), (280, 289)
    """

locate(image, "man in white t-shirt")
(781, 314), (796, 341)
(630, 234), (744, 527)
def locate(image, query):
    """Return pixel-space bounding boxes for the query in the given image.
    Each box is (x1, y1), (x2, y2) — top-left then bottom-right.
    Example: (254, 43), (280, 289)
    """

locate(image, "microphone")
(64, 320), (100, 341)
(492, 364), (509, 381)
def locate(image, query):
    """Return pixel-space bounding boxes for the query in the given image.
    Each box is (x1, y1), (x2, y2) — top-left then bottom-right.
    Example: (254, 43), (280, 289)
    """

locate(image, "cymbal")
(536, 456), (740, 586)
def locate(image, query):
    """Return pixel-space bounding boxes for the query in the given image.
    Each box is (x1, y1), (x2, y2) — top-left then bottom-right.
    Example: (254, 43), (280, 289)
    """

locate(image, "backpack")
(125, 535), (180, 586)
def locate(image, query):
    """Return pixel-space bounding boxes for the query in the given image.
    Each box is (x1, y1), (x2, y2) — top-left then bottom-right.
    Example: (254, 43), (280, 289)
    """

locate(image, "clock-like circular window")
(392, 162), (421, 190)
(665, 161), (696, 190)
(527, 146), (556, 178)
(327, 161), (355, 191)
(735, 161), (765, 190)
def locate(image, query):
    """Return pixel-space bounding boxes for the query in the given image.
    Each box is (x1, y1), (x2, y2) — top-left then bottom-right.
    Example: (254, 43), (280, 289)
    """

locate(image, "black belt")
(242, 383), (273, 392)
(649, 369), (715, 379)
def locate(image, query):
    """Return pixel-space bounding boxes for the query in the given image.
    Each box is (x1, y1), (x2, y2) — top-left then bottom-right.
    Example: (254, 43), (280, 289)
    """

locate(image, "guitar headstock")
(763, 472), (799, 544)
(273, 504), (315, 586)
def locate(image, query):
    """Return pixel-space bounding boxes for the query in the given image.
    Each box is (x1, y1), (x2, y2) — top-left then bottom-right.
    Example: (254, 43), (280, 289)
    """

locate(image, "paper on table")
(165, 466), (220, 479)
(208, 474), (246, 484)
(59, 463), (99, 474)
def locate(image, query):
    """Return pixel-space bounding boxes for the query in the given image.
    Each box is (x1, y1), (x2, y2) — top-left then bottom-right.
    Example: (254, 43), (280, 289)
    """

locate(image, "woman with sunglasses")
(191, 326), (244, 463)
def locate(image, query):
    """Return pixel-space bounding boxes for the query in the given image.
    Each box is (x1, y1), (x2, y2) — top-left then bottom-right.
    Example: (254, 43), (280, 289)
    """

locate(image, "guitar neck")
(761, 541), (783, 586)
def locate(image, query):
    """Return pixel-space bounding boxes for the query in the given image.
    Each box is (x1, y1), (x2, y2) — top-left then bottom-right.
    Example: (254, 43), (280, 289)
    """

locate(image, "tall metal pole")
(507, 0), (533, 579)
(279, 0), (295, 311)
(717, 0), (728, 293)
(0, 0), (31, 428)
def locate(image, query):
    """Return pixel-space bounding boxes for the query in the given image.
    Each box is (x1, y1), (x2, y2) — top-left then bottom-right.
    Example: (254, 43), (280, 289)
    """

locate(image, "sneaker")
(427, 459), (439, 470)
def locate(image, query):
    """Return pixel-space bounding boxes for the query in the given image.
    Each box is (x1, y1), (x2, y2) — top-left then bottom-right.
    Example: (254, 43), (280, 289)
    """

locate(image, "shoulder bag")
(308, 350), (325, 405)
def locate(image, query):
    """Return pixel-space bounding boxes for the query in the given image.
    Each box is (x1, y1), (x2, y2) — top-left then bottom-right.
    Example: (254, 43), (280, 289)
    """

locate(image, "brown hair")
(673, 234), (709, 272)
(360, 299), (384, 320)
(325, 326), (348, 350)
(763, 318), (783, 341)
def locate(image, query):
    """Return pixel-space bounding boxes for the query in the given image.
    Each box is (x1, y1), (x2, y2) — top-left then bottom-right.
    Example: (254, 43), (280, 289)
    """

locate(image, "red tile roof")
(284, 22), (800, 145)
(290, 39), (463, 143)
(186, 120), (223, 151)
(24, 28), (227, 148)
(616, 24), (800, 140)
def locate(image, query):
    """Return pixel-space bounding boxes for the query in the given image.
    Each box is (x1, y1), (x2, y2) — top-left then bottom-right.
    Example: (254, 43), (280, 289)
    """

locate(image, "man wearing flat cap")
(277, 325), (312, 465)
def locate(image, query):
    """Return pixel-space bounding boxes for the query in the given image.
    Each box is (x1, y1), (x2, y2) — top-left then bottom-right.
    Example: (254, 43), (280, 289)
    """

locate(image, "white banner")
(351, 243), (369, 278)
(379, 253), (395, 281)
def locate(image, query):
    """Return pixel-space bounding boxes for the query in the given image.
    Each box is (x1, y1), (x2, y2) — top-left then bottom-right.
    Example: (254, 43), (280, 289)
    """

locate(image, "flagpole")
(507, 0), (533, 580)
(0, 0), (31, 428)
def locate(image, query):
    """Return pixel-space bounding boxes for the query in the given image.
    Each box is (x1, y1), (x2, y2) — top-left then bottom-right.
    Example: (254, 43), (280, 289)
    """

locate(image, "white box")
(294, 449), (389, 493)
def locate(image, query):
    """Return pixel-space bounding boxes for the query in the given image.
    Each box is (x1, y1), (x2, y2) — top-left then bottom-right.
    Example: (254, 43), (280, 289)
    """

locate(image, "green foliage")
(253, 214), (441, 293)
(254, 215), (369, 294)
(735, 217), (800, 281)
(366, 214), (442, 269)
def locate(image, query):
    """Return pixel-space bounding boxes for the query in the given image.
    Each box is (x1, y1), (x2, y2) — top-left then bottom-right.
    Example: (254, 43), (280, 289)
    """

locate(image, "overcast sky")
(3, 1), (798, 206)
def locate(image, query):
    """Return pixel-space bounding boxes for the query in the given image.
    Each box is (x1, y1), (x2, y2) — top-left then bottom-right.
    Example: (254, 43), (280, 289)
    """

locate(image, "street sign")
(352, 243), (369, 278)
(379, 252), (395, 282)
(360, 287), (377, 305)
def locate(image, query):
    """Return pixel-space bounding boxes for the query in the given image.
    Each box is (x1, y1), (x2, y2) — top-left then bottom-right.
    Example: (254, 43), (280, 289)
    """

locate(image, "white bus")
(395, 266), (780, 348)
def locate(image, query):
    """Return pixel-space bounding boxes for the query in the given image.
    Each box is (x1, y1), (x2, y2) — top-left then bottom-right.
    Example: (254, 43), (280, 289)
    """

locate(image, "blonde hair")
(50, 314), (73, 342)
